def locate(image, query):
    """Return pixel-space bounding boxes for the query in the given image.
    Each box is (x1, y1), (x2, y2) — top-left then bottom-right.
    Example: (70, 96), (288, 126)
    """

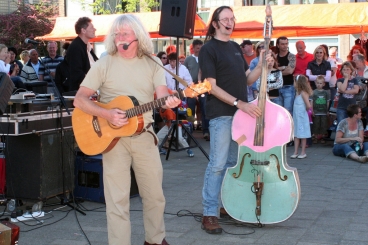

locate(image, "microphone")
(25, 38), (41, 45)
(219, 22), (231, 30)
(123, 39), (138, 50)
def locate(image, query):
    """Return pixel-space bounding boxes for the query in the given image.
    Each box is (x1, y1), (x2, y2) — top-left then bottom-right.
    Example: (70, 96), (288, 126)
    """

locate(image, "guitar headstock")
(183, 79), (212, 98)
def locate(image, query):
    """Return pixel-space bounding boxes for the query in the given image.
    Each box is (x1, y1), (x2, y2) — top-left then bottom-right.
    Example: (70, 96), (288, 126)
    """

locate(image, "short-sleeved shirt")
(199, 38), (248, 120)
(336, 77), (359, 110)
(334, 118), (363, 145)
(312, 89), (330, 115)
(80, 54), (166, 125)
(294, 52), (314, 76)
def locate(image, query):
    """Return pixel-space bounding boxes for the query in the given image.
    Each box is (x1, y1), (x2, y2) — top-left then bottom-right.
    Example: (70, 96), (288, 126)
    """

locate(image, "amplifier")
(74, 154), (139, 203)
(5, 130), (75, 200)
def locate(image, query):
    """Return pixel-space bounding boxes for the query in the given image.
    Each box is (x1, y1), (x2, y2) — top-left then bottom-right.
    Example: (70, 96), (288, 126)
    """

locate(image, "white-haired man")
(73, 14), (180, 245)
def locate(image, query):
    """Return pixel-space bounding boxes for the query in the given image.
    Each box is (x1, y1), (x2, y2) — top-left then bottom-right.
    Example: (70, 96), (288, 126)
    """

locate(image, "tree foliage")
(0, 0), (58, 55)
(74, 0), (159, 14)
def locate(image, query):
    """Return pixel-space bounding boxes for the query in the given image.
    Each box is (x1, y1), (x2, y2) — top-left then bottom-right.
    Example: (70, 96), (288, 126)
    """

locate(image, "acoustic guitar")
(72, 81), (211, 156)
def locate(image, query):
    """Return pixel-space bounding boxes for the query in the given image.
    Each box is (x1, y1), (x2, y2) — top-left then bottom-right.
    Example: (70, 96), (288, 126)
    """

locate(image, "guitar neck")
(125, 93), (181, 119)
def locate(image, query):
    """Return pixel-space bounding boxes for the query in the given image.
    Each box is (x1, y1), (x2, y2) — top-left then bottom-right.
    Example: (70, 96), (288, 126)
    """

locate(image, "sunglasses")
(161, 57), (167, 59)
(258, 46), (264, 49)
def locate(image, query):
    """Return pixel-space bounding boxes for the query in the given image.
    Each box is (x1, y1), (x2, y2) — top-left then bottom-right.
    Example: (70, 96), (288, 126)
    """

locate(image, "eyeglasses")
(218, 17), (236, 24)
(161, 57), (167, 59)
(258, 46), (264, 49)
(113, 32), (133, 39)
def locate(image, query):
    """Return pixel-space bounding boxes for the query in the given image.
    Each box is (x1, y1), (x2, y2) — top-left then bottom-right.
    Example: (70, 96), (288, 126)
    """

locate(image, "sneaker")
(187, 149), (194, 157)
(159, 149), (166, 155)
(201, 216), (222, 234)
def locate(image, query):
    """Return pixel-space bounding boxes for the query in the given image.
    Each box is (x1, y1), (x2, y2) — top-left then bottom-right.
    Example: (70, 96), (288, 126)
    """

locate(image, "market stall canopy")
(207, 3), (368, 38)
(37, 12), (207, 42)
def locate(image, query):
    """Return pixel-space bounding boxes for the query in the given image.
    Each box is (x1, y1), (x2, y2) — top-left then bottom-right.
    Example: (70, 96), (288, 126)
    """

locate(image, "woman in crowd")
(335, 61), (360, 123)
(248, 41), (265, 99)
(20, 50), (30, 65)
(157, 51), (168, 65)
(306, 45), (331, 90)
(255, 52), (283, 105)
(346, 45), (367, 64)
(333, 104), (368, 163)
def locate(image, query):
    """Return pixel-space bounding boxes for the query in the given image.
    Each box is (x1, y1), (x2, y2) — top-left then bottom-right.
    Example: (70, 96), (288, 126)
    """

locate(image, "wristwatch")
(233, 99), (239, 107)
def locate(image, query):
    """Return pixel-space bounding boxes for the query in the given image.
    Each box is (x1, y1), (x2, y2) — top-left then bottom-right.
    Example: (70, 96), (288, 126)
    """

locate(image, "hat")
(240, 40), (252, 47)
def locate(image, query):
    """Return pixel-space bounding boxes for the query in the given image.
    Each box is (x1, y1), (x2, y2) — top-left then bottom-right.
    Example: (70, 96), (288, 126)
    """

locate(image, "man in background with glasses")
(199, 6), (271, 235)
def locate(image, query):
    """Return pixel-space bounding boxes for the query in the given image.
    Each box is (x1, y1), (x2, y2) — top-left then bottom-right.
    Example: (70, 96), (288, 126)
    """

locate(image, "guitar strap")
(144, 53), (189, 87)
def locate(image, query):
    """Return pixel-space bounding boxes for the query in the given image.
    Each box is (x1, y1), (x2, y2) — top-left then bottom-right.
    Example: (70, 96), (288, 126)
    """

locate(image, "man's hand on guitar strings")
(108, 108), (128, 127)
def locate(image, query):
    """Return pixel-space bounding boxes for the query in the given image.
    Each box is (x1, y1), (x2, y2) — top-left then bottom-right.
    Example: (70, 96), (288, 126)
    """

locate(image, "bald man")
(294, 40), (314, 76)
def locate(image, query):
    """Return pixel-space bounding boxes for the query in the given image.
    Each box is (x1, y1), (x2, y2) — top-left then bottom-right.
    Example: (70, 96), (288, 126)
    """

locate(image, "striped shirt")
(42, 55), (64, 85)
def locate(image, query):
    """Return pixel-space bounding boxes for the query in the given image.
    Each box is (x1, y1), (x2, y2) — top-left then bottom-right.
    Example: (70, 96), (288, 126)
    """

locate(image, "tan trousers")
(103, 127), (166, 245)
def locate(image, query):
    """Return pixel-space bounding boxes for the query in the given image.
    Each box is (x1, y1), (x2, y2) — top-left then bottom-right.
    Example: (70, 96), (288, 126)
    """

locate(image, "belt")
(138, 123), (158, 145)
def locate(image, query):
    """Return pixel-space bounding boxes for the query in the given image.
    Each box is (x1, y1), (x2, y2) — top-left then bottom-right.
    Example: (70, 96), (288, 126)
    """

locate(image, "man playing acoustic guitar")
(73, 14), (181, 245)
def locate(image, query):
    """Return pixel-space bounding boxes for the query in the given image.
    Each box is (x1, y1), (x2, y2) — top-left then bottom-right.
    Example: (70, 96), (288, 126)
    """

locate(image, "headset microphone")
(123, 39), (138, 50)
(219, 22), (231, 30)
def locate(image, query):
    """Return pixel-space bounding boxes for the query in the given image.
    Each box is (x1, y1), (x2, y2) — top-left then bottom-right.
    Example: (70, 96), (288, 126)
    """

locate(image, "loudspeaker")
(74, 154), (139, 203)
(159, 0), (198, 39)
(0, 72), (15, 115)
(5, 130), (75, 200)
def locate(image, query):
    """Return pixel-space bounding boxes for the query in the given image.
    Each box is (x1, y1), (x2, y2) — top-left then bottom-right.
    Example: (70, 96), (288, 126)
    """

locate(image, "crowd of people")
(234, 36), (368, 163)
(1, 6), (368, 244)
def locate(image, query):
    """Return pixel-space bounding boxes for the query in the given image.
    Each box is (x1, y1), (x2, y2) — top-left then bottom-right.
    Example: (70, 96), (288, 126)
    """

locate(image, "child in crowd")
(291, 75), (313, 159)
(312, 76), (330, 144)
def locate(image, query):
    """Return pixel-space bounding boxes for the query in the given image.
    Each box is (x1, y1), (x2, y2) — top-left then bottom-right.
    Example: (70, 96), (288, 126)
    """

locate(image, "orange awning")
(207, 3), (368, 38)
(37, 12), (206, 42)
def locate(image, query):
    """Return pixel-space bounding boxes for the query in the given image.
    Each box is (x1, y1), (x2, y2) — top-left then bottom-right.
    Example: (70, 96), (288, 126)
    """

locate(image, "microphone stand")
(41, 59), (85, 215)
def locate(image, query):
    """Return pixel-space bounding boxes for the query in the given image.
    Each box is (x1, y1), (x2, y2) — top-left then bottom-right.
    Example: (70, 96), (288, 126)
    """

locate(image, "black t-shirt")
(277, 52), (294, 86)
(199, 38), (248, 120)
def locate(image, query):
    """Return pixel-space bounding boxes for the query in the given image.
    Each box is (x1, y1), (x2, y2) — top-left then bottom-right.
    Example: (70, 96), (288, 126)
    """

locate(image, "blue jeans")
(336, 108), (348, 125)
(333, 142), (368, 158)
(202, 116), (238, 216)
(278, 85), (295, 115)
(271, 96), (282, 106)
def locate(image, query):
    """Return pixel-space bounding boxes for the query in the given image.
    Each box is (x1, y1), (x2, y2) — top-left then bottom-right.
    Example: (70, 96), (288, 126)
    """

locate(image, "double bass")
(221, 5), (301, 224)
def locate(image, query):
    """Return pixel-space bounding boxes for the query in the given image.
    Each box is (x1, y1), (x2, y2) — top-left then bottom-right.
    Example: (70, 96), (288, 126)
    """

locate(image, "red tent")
(37, 12), (207, 42)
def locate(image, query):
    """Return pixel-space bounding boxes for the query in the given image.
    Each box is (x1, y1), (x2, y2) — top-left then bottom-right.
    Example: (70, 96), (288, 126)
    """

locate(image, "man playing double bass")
(198, 6), (272, 234)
